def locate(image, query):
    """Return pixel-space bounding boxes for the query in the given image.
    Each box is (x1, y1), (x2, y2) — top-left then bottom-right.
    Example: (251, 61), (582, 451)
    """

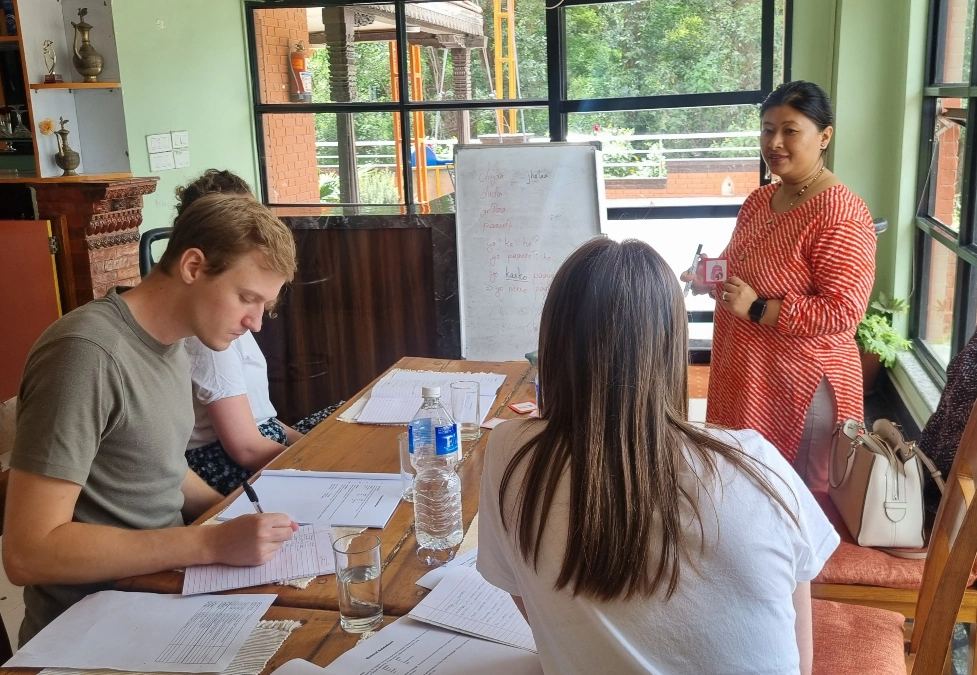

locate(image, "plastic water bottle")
(410, 386), (463, 552)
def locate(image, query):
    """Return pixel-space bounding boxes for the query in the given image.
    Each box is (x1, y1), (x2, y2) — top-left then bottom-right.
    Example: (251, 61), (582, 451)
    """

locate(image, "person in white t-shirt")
(177, 170), (341, 495)
(477, 237), (839, 675)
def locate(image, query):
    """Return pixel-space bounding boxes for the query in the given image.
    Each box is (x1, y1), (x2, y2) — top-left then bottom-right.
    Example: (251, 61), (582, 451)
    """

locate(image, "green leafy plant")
(856, 293), (912, 368)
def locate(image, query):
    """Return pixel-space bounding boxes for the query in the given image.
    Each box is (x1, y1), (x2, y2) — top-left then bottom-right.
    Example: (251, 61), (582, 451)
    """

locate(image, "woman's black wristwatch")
(749, 297), (768, 323)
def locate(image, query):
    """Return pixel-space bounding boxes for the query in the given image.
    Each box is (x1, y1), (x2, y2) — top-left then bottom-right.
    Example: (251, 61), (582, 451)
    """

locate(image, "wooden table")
(115, 357), (533, 614)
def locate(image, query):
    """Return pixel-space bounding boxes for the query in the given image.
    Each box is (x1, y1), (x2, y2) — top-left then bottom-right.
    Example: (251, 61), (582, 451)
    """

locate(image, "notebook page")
(183, 525), (334, 595)
(408, 566), (536, 652)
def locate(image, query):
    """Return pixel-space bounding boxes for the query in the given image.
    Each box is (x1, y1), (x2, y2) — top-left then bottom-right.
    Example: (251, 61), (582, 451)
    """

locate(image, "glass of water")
(450, 380), (481, 441)
(332, 533), (383, 633)
(398, 431), (414, 502)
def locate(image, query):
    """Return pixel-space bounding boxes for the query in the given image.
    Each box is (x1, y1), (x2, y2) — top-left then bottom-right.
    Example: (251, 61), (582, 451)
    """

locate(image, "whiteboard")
(454, 143), (607, 361)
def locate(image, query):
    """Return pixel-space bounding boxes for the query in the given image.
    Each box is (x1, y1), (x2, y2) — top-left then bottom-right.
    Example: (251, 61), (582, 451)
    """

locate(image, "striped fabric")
(707, 183), (876, 463)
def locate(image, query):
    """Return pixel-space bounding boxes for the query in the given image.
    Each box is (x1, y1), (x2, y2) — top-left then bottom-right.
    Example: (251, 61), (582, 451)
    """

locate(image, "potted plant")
(856, 293), (912, 394)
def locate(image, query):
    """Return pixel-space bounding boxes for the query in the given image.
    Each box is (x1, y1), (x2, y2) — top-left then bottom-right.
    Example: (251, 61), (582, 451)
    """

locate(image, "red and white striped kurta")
(707, 183), (876, 463)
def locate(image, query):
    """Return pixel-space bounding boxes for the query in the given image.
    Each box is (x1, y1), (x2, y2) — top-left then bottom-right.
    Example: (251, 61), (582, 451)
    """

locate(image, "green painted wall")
(789, 0), (840, 100)
(112, 0), (260, 231)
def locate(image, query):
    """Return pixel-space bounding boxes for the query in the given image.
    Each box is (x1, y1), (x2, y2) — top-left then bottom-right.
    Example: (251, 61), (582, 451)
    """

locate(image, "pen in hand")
(242, 481), (264, 514)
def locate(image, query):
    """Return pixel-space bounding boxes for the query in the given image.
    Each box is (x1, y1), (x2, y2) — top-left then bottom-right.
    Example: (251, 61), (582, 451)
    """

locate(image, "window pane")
(774, 0), (787, 87)
(566, 0), (762, 99)
(920, 236), (958, 368)
(569, 106), (760, 205)
(254, 6), (398, 105)
(262, 112), (401, 205)
(934, 0), (975, 84)
(406, 0), (547, 105)
(926, 98), (966, 232)
(409, 108), (549, 203)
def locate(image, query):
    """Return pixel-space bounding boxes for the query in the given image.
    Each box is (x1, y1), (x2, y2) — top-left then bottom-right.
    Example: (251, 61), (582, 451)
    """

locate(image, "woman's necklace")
(736, 166), (826, 262)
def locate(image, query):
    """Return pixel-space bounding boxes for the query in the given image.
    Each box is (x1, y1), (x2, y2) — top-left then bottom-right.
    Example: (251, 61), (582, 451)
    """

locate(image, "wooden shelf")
(0, 36), (20, 43)
(30, 82), (121, 91)
(0, 172), (133, 184)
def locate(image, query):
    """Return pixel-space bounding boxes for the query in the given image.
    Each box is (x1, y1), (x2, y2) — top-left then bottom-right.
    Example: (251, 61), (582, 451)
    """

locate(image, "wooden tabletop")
(114, 357), (533, 613)
(0, 607), (397, 675)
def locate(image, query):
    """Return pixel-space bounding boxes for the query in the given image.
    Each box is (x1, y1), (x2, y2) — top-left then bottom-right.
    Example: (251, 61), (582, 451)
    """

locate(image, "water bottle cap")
(422, 386), (440, 398)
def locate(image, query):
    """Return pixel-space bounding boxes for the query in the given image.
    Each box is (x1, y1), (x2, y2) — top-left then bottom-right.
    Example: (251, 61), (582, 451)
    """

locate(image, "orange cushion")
(812, 599), (905, 675)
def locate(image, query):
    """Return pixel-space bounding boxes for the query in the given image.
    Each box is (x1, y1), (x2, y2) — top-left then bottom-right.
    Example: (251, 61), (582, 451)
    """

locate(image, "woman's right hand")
(680, 253), (714, 297)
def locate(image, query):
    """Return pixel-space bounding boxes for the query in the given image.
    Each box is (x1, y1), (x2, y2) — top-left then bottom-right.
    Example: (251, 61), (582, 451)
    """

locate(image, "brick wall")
(254, 9), (319, 204)
(605, 171), (758, 200)
(85, 243), (140, 300)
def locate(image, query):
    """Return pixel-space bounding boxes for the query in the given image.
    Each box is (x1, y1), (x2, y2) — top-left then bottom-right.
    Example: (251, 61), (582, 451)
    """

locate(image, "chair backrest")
(139, 227), (173, 277)
(910, 398), (977, 673)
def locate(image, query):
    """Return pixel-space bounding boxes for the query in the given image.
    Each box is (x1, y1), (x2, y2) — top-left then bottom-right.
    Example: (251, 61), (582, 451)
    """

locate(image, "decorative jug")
(71, 8), (103, 82)
(54, 118), (81, 176)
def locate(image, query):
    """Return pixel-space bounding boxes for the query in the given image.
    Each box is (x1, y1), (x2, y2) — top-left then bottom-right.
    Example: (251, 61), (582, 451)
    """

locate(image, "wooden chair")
(812, 399), (977, 673)
(0, 397), (13, 660)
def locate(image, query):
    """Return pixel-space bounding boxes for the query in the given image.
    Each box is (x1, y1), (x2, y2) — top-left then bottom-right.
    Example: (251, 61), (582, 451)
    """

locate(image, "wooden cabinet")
(0, 219), (61, 399)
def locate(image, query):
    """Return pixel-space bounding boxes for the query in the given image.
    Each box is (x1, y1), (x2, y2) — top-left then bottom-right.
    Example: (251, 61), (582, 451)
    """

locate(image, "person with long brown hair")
(478, 238), (838, 674)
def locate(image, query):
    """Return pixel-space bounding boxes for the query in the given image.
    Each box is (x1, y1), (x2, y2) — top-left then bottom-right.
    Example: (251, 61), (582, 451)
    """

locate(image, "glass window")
(924, 98), (967, 232)
(919, 236), (958, 368)
(262, 112), (400, 204)
(254, 6), (398, 105)
(406, 0), (547, 104)
(565, 0), (762, 99)
(934, 0), (975, 84)
(570, 106), (761, 204)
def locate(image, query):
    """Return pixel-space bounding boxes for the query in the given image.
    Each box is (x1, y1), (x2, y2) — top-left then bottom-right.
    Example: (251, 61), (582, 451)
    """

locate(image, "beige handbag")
(828, 419), (945, 553)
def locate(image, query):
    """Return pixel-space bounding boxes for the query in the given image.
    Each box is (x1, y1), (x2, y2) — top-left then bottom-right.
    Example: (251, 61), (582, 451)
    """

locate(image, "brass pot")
(71, 8), (104, 83)
(54, 126), (80, 177)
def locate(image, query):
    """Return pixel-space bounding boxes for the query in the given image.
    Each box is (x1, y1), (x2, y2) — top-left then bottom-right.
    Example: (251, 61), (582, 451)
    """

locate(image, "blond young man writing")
(4, 194), (299, 644)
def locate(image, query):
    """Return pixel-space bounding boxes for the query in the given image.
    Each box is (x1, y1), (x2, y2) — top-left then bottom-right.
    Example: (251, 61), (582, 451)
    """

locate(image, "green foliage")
(319, 172), (340, 203)
(358, 168), (400, 204)
(857, 294), (912, 368)
(599, 127), (666, 178)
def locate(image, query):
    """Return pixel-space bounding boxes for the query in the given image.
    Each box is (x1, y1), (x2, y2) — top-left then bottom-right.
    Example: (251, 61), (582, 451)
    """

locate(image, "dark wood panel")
(256, 228), (439, 422)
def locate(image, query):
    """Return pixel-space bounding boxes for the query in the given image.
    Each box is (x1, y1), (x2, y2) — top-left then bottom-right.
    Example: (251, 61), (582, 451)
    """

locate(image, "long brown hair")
(500, 237), (796, 602)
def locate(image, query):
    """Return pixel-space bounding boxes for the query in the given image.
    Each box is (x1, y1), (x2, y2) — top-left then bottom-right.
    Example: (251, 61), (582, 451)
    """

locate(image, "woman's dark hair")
(760, 80), (834, 131)
(499, 237), (798, 602)
(175, 169), (253, 216)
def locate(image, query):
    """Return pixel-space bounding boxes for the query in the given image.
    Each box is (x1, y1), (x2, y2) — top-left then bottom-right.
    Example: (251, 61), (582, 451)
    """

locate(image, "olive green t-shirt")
(10, 287), (193, 644)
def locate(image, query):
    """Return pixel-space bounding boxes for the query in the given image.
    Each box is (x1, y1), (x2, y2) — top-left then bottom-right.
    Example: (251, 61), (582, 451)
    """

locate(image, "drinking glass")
(398, 431), (414, 502)
(333, 533), (383, 632)
(450, 381), (481, 441)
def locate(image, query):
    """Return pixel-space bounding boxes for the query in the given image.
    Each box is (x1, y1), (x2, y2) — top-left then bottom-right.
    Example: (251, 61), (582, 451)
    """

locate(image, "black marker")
(242, 481), (264, 514)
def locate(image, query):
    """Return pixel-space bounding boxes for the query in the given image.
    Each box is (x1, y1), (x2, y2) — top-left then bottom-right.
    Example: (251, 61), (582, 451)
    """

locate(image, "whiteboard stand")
(453, 142), (608, 361)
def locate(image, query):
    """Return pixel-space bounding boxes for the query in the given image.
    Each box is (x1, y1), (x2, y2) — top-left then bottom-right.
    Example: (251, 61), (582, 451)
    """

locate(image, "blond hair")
(157, 193), (296, 282)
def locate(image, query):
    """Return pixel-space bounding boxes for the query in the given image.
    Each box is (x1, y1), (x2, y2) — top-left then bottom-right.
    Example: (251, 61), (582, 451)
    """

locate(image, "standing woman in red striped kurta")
(682, 81), (876, 491)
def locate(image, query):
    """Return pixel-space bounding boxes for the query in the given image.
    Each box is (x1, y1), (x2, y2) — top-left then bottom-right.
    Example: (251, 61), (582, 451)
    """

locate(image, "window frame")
(246, 0), (786, 215)
(913, 0), (977, 383)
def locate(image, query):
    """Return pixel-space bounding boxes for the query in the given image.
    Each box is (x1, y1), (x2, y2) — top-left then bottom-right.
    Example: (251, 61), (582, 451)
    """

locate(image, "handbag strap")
(911, 444), (946, 494)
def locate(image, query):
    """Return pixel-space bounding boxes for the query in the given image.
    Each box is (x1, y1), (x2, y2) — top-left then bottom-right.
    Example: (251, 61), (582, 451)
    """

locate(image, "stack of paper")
(183, 525), (334, 595)
(217, 471), (402, 528)
(271, 618), (542, 675)
(7, 591), (275, 672)
(408, 566), (536, 652)
(342, 370), (507, 425)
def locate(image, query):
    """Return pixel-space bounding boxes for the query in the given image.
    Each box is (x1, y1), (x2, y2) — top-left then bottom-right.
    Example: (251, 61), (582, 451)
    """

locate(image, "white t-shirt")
(477, 420), (839, 675)
(184, 331), (277, 450)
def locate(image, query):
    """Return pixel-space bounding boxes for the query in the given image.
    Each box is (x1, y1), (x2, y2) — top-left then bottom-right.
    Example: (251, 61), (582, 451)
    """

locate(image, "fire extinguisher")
(289, 41), (312, 103)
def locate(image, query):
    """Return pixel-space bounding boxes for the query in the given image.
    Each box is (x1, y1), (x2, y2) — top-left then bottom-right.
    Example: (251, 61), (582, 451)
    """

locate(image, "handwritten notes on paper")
(217, 471), (402, 528)
(183, 525), (334, 595)
(408, 567), (536, 652)
(455, 144), (606, 361)
(8, 592), (275, 672)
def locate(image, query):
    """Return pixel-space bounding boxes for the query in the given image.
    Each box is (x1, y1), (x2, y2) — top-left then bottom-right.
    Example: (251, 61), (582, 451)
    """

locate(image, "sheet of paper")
(416, 547), (479, 590)
(217, 472), (402, 528)
(183, 525), (334, 595)
(287, 617), (540, 674)
(8, 591), (274, 672)
(408, 567), (536, 652)
(352, 370), (507, 425)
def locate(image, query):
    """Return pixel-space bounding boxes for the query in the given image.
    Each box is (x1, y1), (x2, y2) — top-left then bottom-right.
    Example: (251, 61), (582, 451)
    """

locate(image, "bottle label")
(434, 423), (459, 456)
